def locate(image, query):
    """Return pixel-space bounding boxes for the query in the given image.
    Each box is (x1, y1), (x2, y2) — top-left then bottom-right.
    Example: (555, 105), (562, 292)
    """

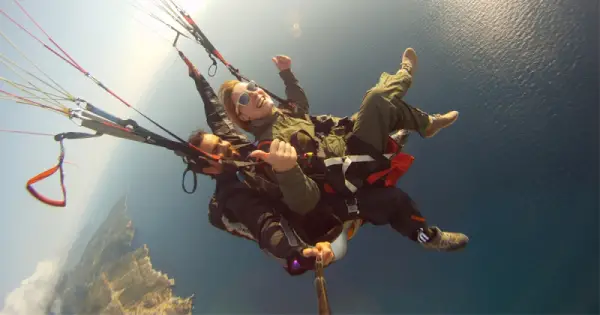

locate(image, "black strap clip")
(345, 197), (359, 215)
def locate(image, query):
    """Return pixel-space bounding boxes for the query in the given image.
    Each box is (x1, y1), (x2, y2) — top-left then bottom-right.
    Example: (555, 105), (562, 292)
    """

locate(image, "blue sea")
(89, 0), (598, 313)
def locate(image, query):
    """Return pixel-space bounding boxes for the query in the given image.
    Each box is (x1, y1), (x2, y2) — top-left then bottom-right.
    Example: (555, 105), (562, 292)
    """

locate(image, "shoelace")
(400, 62), (413, 74)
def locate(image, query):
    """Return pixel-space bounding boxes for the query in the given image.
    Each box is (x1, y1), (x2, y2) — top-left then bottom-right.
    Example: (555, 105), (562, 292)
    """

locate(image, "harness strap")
(279, 217), (300, 247)
(258, 135), (413, 192)
(323, 154), (394, 193)
(255, 133), (414, 222)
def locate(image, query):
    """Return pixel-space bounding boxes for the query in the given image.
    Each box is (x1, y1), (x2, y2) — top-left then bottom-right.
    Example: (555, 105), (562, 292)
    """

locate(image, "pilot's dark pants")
(323, 185), (428, 242)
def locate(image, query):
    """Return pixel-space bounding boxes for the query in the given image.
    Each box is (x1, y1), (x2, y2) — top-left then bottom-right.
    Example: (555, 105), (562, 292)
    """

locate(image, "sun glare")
(178, 0), (209, 16)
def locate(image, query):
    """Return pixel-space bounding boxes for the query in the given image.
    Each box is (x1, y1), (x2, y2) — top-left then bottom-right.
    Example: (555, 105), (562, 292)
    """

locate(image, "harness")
(255, 130), (415, 217)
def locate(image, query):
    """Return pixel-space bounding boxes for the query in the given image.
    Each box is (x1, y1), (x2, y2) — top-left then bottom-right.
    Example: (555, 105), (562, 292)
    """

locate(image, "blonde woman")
(218, 48), (458, 159)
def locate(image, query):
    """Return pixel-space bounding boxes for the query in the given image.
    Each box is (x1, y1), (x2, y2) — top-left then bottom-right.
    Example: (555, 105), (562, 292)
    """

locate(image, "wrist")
(272, 163), (296, 173)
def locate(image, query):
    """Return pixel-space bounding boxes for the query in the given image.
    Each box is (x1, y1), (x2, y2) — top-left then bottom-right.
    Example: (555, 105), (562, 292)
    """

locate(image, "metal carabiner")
(68, 108), (85, 127)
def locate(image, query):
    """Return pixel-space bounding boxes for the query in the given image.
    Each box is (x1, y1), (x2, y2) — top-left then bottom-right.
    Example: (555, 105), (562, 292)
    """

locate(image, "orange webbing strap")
(26, 139), (67, 207)
(256, 140), (272, 152)
(178, 50), (199, 77)
(25, 131), (101, 207)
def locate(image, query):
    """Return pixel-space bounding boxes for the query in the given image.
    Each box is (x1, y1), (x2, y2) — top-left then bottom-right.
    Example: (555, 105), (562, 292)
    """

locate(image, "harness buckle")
(345, 197), (360, 215)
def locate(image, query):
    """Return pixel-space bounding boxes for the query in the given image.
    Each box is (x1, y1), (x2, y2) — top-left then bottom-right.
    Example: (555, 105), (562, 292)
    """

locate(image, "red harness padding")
(366, 136), (415, 187)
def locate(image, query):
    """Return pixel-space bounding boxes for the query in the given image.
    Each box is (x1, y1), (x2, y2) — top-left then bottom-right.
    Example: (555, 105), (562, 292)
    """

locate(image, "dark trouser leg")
(350, 70), (432, 153)
(329, 186), (428, 242)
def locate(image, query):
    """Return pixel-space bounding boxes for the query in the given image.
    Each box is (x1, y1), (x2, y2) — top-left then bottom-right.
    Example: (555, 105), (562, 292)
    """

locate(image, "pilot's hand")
(302, 242), (334, 267)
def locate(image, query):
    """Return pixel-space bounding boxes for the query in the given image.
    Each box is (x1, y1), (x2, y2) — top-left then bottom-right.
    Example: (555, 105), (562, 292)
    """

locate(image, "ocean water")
(96, 0), (598, 313)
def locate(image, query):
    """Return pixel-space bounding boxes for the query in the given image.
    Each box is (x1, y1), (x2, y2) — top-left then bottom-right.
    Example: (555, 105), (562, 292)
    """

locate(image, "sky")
(0, 0), (211, 312)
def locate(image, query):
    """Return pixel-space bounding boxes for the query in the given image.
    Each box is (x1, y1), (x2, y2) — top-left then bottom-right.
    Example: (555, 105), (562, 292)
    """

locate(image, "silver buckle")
(345, 197), (359, 215)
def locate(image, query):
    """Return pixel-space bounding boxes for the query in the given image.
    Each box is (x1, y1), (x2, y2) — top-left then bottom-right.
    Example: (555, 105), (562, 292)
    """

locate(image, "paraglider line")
(3, 1), (220, 163)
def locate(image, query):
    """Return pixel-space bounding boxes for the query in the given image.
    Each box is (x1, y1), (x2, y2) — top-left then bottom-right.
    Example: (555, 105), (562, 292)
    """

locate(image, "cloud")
(0, 260), (61, 315)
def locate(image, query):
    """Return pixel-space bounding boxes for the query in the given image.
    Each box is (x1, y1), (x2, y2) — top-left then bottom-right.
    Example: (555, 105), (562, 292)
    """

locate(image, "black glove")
(283, 249), (316, 276)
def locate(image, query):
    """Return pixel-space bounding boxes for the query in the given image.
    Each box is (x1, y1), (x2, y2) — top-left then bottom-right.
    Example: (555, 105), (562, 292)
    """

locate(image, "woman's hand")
(272, 55), (292, 71)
